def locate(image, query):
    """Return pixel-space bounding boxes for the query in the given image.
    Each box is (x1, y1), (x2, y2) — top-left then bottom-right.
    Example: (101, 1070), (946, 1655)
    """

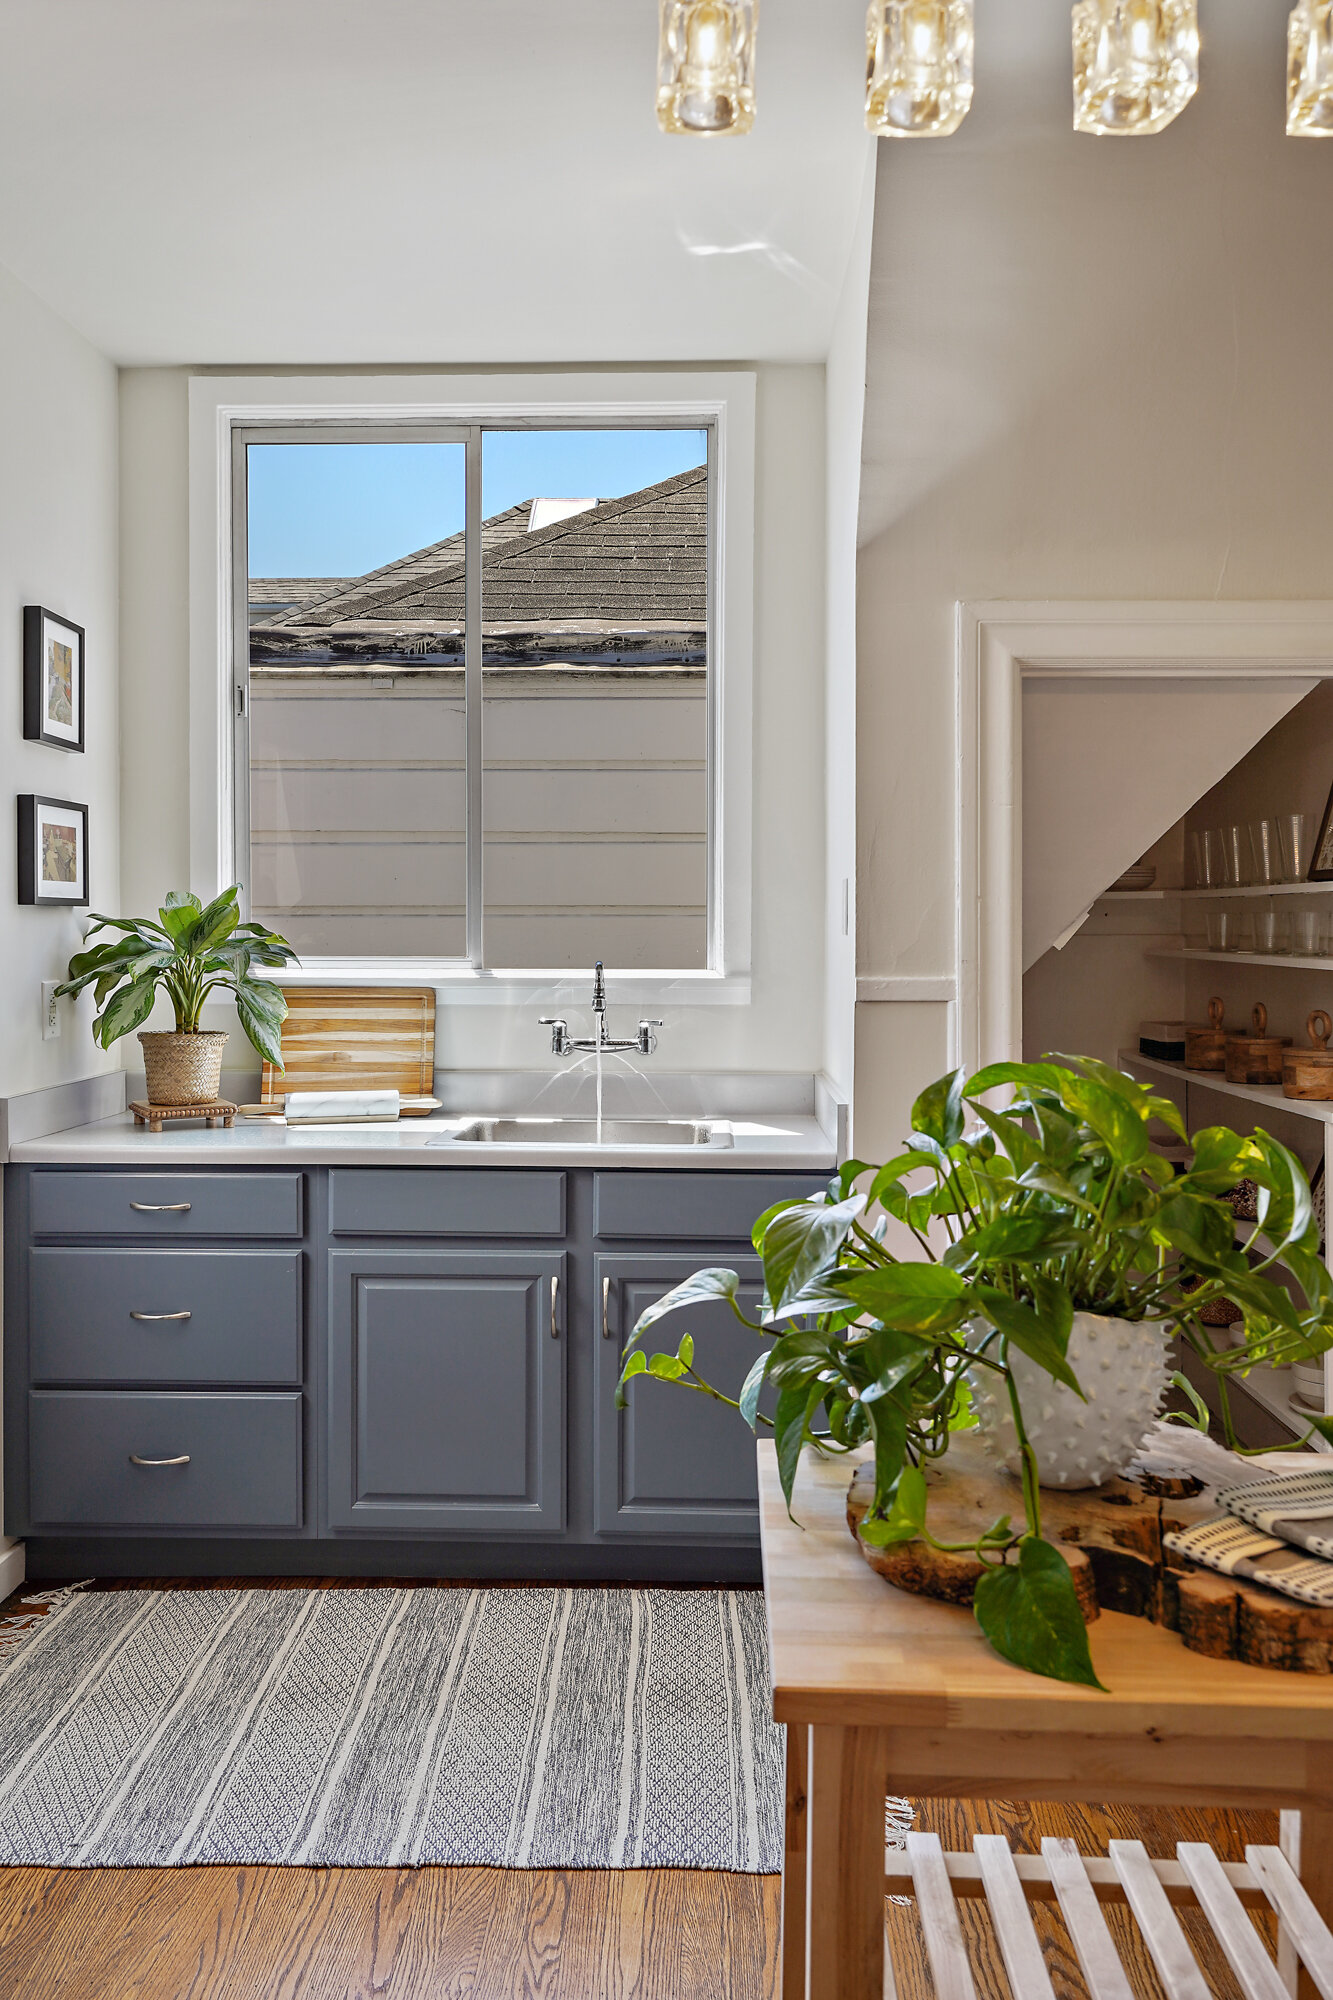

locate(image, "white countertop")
(9, 1110), (836, 1173)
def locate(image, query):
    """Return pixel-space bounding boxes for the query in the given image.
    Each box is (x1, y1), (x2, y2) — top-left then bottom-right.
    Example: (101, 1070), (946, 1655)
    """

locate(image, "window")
(235, 421), (713, 972)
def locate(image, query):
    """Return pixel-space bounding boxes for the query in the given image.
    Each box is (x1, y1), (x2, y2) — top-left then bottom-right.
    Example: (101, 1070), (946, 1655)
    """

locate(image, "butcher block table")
(758, 1439), (1333, 2000)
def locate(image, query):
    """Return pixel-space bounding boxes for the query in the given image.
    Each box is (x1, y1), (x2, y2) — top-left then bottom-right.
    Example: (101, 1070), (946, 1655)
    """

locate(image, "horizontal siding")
(248, 679), (708, 966)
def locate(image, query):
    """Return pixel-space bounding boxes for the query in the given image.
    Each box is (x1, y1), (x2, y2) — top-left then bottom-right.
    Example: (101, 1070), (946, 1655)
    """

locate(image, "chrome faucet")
(540, 963), (662, 1058)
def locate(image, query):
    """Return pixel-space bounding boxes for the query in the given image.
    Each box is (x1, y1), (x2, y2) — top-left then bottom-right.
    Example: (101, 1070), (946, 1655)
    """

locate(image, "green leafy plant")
(55, 887), (299, 1068)
(618, 1056), (1333, 1686)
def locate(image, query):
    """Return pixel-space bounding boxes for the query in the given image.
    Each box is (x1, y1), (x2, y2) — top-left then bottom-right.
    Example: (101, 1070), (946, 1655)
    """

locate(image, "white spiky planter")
(968, 1312), (1172, 1490)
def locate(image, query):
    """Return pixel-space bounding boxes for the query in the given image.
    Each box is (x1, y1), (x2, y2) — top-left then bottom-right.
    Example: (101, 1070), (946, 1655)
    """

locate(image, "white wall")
(854, 0), (1333, 1160)
(823, 148), (876, 1120)
(0, 258), (119, 1580)
(118, 363), (827, 1078)
(0, 263), (119, 1098)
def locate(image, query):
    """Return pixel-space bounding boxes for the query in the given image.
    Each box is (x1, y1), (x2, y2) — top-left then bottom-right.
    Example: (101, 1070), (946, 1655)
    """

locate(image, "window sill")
(271, 964), (753, 1007)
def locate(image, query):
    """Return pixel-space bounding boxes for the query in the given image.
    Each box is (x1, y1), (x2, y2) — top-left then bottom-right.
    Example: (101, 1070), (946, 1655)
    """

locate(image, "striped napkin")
(1218, 1471), (1333, 1558)
(1163, 1514), (1333, 1607)
(1163, 1470), (1333, 1608)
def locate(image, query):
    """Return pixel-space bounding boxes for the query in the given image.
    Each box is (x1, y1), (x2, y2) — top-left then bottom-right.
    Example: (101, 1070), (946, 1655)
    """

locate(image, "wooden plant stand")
(129, 1100), (237, 1134)
(846, 1433), (1333, 1674)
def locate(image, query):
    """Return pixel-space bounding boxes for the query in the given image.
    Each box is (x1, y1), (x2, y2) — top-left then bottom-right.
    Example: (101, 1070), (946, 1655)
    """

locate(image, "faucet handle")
(637, 1019), (663, 1056)
(539, 1017), (572, 1057)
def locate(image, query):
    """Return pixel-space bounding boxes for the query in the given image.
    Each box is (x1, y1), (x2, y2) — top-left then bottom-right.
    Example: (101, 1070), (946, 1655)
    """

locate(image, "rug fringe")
(0, 1579), (94, 1660)
(885, 1794), (916, 1905)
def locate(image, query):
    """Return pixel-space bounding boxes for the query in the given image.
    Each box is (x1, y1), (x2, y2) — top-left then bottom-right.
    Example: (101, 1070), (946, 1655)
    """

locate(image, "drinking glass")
(1198, 828), (1224, 888)
(1280, 811), (1314, 883)
(1256, 906), (1290, 955)
(1207, 909), (1241, 951)
(1293, 908), (1323, 958)
(1223, 824), (1247, 886)
(1249, 817), (1280, 885)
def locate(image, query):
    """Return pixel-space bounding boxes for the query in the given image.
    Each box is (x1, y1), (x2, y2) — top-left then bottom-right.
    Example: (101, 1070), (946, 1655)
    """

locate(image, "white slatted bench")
(883, 1828), (1333, 2000)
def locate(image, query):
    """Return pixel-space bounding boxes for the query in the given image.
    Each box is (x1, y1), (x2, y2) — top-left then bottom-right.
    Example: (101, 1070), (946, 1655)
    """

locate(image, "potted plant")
(618, 1056), (1333, 1687)
(55, 887), (299, 1104)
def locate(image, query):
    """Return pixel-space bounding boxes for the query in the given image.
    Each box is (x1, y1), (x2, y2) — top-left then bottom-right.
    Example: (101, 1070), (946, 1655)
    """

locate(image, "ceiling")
(0, 0), (873, 367)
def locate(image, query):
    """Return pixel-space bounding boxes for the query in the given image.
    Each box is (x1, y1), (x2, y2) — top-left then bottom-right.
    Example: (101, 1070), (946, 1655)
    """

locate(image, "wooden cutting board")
(260, 987), (437, 1109)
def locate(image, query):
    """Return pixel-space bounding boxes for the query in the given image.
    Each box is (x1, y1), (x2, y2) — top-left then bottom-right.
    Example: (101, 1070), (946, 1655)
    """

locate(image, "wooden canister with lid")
(1226, 1004), (1291, 1085)
(1283, 1010), (1333, 1100)
(1185, 997), (1228, 1073)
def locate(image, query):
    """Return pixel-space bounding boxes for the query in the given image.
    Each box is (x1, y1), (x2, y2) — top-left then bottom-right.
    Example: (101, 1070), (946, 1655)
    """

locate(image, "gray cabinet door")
(29, 1248), (302, 1385)
(593, 1254), (768, 1538)
(28, 1391), (303, 1531)
(327, 1249), (565, 1534)
(29, 1171), (303, 1238)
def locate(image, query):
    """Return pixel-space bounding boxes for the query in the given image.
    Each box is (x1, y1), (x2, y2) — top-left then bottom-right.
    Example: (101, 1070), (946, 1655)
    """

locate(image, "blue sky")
(247, 429), (708, 578)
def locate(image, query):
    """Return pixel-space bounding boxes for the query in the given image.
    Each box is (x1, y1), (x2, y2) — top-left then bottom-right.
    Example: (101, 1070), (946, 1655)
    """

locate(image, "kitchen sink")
(430, 1117), (733, 1148)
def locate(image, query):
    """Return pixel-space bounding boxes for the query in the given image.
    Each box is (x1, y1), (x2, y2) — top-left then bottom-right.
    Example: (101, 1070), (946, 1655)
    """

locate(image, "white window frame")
(189, 372), (754, 1001)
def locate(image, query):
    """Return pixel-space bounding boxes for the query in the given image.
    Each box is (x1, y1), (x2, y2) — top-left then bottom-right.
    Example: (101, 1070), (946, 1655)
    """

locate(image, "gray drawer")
(28, 1391), (303, 1530)
(328, 1169), (564, 1237)
(29, 1249), (303, 1385)
(29, 1171), (303, 1239)
(593, 1172), (818, 1241)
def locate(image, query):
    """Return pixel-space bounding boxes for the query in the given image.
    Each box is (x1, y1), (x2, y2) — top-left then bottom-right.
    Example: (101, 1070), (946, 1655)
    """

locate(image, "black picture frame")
(22, 605), (84, 753)
(17, 795), (89, 907)
(1311, 782), (1333, 881)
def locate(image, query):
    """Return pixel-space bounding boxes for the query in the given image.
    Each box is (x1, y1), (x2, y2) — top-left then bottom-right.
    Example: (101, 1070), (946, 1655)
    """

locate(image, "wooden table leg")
(781, 1724), (809, 1999)
(806, 1724), (892, 2000)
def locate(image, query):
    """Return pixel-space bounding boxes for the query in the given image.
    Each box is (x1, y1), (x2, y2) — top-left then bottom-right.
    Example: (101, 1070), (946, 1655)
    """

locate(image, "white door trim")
(956, 602), (1333, 1074)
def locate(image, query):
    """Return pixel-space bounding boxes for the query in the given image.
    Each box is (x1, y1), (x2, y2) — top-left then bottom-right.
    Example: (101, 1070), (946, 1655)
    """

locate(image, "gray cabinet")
(28, 1391), (303, 1531)
(327, 1248), (566, 1534)
(29, 1248), (302, 1385)
(593, 1254), (768, 1538)
(29, 1170), (303, 1238)
(329, 1169), (564, 1237)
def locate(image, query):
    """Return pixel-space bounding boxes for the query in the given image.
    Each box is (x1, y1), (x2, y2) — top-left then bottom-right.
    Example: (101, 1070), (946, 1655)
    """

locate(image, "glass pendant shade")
(657, 0), (756, 135)
(1072, 0), (1199, 136)
(1289, 0), (1333, 135)
(865, 0), (974, 137)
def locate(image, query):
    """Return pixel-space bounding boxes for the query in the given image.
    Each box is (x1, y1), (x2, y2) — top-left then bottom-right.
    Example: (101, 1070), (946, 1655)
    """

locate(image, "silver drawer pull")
(551, 1273), (560, 1341)
(129, 1453), (190, 1467)
(130, 1201), (192, 1213)
(130, 1310), (191, 1323)
(602, 1274), (613, 1340)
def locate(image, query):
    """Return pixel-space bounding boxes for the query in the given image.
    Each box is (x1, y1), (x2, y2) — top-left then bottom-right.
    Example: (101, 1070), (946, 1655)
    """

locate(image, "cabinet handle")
(130, 1310), (191, 1323)
(129, 1454), (190, 1467)
(130, 1201), (192, 1213)
(602, 1274), (613, 1340)
(551, 1273), (560, 1341)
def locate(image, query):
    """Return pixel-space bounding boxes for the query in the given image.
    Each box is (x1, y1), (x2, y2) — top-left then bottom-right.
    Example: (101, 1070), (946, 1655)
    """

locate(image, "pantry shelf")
(1144, 947), (1333, 972)
(1118, 1047), (1333, 1125)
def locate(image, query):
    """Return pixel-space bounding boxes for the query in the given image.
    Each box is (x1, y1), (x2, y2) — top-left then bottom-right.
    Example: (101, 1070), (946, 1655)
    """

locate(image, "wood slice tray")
(846, 1432), (1333, 1673)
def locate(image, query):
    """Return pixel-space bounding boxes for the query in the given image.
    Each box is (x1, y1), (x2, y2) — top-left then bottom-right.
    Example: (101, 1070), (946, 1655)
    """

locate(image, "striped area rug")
(0, 1585), (787, 1870)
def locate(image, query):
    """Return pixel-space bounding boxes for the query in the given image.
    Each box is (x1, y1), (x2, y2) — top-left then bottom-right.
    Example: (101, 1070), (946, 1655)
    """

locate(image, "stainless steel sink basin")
(431, 1117), (733, 1148)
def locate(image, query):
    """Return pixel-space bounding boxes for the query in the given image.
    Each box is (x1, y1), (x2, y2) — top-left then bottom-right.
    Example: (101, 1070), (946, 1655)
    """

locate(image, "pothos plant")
(55, 887), (299, 1068)
(618, 1056), (1333, 1687)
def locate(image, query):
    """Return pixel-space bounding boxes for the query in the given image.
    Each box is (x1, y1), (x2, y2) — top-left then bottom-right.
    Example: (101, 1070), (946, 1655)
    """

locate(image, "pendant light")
(1071, 0), (1199, 136)
(865, 0), (974, 137)
(657, 0), (757, 135)
(1288, 0), (1333, 135)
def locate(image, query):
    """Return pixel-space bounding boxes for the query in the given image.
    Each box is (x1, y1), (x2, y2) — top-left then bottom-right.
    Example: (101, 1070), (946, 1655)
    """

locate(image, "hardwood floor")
(0, 1583), (1279, 1998)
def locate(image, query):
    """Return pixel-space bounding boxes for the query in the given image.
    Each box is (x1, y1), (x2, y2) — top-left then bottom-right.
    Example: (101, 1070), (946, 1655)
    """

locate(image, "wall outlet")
(41, 980), (60, 1040)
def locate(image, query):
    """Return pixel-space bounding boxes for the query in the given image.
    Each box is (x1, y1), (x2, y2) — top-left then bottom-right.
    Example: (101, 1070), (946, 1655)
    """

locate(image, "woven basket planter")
(138, 1030), (229, 1106)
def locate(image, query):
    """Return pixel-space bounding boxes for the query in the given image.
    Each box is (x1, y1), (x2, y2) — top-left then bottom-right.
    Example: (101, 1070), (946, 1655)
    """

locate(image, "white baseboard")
(0, 1543), (27, 1605)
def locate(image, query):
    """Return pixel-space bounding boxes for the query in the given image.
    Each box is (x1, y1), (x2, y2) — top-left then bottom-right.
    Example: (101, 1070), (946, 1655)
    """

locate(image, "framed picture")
(17, 795), (88, 906)
(1311, 782), (1333, 880)
(23, 605), (84, 752)
(1313, 1157), (1327, 1256)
